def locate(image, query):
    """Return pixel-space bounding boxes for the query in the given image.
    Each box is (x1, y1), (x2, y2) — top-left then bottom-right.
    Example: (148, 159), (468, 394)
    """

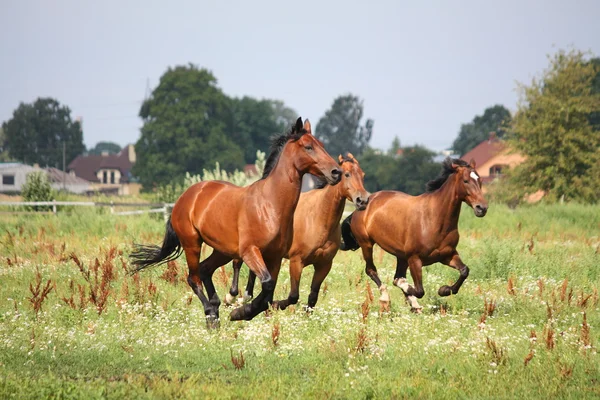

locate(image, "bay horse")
(226, 153), (369, 310)
(340, 158), (488, 312)
(130, 118), (342, 323)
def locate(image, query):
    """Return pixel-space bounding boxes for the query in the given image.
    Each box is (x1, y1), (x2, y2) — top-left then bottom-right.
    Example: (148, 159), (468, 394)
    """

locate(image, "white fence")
(0, 201), (175, 221)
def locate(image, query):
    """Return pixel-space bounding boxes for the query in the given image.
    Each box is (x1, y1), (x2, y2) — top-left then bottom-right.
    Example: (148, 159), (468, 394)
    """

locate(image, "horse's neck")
(263, 146), (303, 216)
(315, 184), (347, 234)
(431, 176), (462, 232)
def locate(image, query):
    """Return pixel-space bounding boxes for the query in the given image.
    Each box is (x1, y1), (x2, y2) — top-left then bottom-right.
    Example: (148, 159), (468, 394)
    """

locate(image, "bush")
(22, 171), (54, 210)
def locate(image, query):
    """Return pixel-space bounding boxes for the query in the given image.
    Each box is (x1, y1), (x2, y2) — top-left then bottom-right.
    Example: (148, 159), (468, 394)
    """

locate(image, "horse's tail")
(340, 212), (359, 251)
(130, 218), (182, 274)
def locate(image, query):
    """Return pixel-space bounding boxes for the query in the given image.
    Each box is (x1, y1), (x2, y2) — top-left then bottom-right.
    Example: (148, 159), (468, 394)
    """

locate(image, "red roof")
(68, 146), (134, 183)
(460, 138), (506, 168)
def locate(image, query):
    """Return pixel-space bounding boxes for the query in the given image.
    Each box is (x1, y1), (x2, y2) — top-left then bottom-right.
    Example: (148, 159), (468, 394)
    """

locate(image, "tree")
(2, 98), (85, 167)
(387, 136), (401, 156)
(0, 127), (10, 161)
(509, 49), (600, 203)
(133, 65), (243, 188)
(230, 97), (296, 163)
(88, 141), (122, 155)
(452, 105), (512, 156)
(316, 94), (373, 157)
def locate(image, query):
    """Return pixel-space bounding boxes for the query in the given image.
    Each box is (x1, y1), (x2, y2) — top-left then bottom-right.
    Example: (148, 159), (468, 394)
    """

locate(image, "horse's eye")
(464, 180), (469, 184)
(304, 145), (313, 151)
(345, 172), (350, 178)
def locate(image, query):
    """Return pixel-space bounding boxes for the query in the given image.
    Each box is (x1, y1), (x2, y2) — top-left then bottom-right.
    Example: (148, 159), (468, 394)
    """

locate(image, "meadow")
(0, 202), (599, 399)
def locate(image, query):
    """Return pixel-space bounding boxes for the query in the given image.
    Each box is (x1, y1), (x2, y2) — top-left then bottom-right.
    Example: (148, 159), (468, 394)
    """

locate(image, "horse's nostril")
(331, 169), (341, 177)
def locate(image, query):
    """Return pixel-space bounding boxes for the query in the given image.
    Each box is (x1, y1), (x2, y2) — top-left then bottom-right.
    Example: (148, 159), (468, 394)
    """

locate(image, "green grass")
(0, 203), (599, 399)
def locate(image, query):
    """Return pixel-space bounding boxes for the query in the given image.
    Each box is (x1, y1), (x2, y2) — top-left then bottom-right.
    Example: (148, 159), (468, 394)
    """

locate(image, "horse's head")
(293, 118), (341, 185)
(453, 159), (488, 217)
(338, 153), (369, 210)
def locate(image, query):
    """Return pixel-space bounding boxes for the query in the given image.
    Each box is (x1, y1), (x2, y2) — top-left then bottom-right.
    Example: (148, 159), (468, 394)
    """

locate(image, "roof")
(68, 145), (134, 183)
(45, 167), (90, 185)
(460, 138), (506, 168)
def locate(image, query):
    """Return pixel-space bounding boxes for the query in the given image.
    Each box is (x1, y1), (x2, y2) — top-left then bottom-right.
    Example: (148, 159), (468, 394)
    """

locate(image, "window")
(2, 175), (15, 185)
(489, 165), (507, 176)
(110, 171), (115, 184)
(103, 171), (108, 184)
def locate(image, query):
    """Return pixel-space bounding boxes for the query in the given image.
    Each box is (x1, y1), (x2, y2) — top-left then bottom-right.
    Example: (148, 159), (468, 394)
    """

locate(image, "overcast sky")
(1, 0), (599, 153)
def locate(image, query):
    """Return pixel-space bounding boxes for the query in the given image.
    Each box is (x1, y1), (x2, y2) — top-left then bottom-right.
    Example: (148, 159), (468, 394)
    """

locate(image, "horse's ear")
(303, 119), (312, 134)
(469, 158), (476, 169)
(451, 162), (460, 170)
(338, 154), (344, 163)
(347, 152), (355, 161)
(294, 117), (303, 132)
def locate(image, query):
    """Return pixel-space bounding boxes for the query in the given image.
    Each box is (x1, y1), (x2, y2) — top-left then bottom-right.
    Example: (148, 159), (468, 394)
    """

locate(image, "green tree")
(88, 141), (122, 155)
(133, 65), (243, 188)
(22, 171), (54, 210)
(230, 97), (296, 163)
(509, 49), (600, 203)
(316, 94), (373, 157)
(0, 127), (10, 161)
(387, 136), (401, 156)
(452, 105), (512, 156)
(2, 98), (85, 167)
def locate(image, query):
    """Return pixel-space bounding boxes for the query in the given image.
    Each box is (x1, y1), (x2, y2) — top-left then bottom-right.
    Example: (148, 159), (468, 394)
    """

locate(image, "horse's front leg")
(392, 257), (423, 312)
(272, 257), (303, 311)
(225, 259), (243, 305)
(438, 253), (469, 297)
(361, 245), (390, 308)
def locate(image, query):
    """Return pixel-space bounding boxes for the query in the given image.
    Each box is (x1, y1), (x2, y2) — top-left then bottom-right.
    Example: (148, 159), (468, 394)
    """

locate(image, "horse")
(226, 153), (369, 310)
(130, 118), (342, 324)
(339, 158), (488, 312)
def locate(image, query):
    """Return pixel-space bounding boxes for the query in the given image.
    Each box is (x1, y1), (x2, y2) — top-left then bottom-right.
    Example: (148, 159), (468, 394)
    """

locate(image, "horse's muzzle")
(474, 204), (488, 217)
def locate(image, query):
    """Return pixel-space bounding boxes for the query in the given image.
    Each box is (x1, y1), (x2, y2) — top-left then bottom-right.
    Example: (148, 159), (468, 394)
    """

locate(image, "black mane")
(425, 158), (469, 192)
(261, 119), (307, 179)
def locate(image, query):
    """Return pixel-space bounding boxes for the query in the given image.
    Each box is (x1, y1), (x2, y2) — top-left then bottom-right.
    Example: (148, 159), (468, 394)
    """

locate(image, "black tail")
(340, 212), (359, 251)
(130, 218), (183, 274)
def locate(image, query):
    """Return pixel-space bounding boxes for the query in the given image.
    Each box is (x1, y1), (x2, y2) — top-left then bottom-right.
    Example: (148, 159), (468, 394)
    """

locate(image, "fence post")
(163, 204), (169, 223)
(52, 199), (57, 215)
(110, 201), (114, 214)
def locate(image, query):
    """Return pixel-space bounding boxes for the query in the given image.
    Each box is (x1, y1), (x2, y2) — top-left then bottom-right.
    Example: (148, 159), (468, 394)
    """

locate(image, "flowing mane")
(425, 158), (469, 193)
(261, 120), (307, 179)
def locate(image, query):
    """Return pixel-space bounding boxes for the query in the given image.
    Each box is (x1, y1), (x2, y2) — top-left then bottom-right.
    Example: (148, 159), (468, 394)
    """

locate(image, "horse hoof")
(242, 293), (253, 303)
(411, 307), (423, 314)
(379, 284), (390, 303)
(438, 285), (453, 297)
(205, 316), (220, 329)
(230, 305), (251, 321)
(224, 293), (236, 306)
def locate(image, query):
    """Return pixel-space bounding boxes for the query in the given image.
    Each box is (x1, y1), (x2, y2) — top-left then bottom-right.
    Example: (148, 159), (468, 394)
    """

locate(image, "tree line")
(2, 49), (599, 202)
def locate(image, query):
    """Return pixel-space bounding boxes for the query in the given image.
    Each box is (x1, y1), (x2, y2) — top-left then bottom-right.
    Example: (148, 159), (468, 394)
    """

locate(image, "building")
(460, 133), (525, 184)
(0, 163), (92, 194)
(68, 144), (141, 195)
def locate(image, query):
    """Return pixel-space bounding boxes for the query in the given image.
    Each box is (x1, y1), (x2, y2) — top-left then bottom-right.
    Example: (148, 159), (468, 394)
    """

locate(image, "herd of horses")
(131, 117), (488, 325)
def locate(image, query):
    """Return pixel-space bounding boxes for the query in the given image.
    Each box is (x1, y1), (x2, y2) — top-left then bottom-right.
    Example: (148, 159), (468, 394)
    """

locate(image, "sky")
(1, 0), (599, 153)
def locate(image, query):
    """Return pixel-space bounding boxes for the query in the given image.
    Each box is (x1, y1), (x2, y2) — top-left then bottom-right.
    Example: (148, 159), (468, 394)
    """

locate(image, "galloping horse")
(131, 118), (341, 323)
(340, 158), (488, 312)
(227, 153), (369, 310)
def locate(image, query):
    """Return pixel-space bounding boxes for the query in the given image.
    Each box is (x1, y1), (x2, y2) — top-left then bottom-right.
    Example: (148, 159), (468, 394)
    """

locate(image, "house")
(68, 144), (141, 195)
(0, 163), (38, 193)
(460, 133), (525, 184)
(0, 163), (92, 194)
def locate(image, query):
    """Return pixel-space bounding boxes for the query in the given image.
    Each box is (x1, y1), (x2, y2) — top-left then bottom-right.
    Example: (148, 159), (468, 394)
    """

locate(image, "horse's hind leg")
(393, 257), (423, 312)
(438, 252), (469, 297)
(225, 259), (243, 305)
(244, 271), (257, 302)
(183, 246), (212, 315)
(198, 250), (232, 325)
(361, 245), (390, 308)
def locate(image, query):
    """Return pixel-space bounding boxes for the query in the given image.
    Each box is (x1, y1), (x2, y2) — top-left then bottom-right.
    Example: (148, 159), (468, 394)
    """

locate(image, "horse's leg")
(361, 245), (390, 306)
(402, 256), (424, 313)
(225, 259), (243, 305)
(230, 246), (276, 321)
(272, 257), (303, 311)
(197, 250), (232, 326)
(183, 246), (212, 316)
(243, 270), (257, 302)
(438, 253), (469, 296)
(393, 257), (423, 311)
(306, 259), (332, 309)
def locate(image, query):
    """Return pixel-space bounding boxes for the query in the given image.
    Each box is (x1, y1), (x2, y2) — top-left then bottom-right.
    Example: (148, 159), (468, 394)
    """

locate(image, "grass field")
(0, 203), (599, 399)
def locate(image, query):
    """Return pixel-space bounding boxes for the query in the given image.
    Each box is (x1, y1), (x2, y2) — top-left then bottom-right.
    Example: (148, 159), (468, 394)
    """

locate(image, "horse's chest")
(422, 232), (459, 263)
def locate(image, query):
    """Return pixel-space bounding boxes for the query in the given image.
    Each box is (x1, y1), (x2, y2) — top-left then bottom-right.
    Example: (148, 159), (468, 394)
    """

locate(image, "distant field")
(0, 203), (599, 399)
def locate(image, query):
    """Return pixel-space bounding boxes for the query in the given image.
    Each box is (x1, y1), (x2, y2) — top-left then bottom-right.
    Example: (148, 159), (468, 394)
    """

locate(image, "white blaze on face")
(470, 171), (479, 182)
